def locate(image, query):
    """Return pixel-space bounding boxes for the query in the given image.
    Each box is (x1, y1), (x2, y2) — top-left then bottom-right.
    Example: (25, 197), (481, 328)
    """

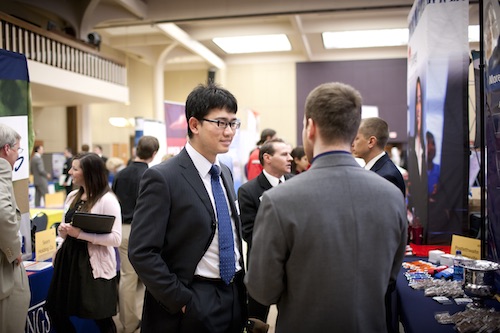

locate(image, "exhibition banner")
(0, 49), (33, 261)
(164, 100), (188, 156)
(407, 0), (469, 244)
(0, 49), (31, 180)
(483, 0), (500, 285)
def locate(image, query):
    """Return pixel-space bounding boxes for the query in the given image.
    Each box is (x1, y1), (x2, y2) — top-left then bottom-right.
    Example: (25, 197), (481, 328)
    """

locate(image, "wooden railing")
(0, 12), (127, 86)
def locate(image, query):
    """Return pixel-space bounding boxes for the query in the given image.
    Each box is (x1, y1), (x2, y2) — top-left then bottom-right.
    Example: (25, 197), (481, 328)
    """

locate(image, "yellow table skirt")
(30, 208), (64, 230)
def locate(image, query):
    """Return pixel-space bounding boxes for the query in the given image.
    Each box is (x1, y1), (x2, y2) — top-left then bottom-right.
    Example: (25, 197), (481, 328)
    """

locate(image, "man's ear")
(368, 136), (377, 148)
(188, 117), (200, 135)
(306, 118), (316, 140)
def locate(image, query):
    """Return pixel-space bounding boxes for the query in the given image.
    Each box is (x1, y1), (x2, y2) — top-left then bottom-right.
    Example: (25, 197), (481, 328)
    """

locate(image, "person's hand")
(65, 224), (81, 238)
(58, 223), (81, 238)
(47, 173), (52, 179)
(14, 255), (22, 266)
(182, 305), (186, 313)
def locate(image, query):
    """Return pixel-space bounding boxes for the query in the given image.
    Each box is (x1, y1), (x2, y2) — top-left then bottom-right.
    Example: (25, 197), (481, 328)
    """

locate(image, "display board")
(0, 49), (33, 259)
(406, 0), (469, 244)
(482, 0), (500, 290)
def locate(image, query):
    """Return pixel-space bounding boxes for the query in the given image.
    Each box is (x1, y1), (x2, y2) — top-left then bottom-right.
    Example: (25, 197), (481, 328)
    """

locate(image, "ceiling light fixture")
(109, 117), (135, 128)
(323, 25), (479, 49)
(322, 28), (408, 49)
(212, 34), (291, 54)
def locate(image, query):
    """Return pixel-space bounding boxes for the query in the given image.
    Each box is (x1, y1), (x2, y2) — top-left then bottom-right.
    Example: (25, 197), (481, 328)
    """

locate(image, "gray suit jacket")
(30, 153), (48, 193)
(238, 172), (293, 250)
(129, 148), (246, 331)
(0, 158), (22, 300)
(245, 152), (407, 333)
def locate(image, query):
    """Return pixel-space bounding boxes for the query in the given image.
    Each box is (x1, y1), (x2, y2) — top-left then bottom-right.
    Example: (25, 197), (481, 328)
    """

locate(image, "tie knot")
(210, 164), (221, 178)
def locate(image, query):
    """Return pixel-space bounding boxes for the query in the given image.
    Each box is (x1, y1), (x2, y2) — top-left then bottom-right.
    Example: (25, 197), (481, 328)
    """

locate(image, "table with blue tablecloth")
(396, 256), (500, 333)
(25, 262), (99, 333)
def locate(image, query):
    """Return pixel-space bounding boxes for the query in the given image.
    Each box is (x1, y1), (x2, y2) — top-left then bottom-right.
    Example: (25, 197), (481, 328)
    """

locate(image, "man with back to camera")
(128, 83), (247, 333)
(112, 135), (159, 333)
(238, 138), (293, 327)
(30, 145), (51, 207)
(0, 123), (30, 332)
(351, 117), (406, 196)
(245, 82), (407, 333)
(246, 128), (277, 181)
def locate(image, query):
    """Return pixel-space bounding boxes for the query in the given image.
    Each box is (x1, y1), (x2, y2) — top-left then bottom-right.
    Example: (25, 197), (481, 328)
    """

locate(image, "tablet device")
(72, 212), (115, 234)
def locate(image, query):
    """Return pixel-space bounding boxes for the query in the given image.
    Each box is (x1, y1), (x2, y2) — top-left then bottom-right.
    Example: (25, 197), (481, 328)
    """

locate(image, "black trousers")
(140, 271), (246, 333)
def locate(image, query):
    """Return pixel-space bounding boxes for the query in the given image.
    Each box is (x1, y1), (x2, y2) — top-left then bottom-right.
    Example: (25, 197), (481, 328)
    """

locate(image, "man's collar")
(262, 169), (283, 187)
(364, 151), (386, 170)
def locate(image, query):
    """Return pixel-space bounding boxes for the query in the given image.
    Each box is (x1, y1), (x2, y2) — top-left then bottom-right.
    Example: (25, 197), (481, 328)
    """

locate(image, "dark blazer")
(370, 153), (406, 196)
(128, 148), (245, 332)
(238, 172), (293, 251)
(407, 137), (428, 234)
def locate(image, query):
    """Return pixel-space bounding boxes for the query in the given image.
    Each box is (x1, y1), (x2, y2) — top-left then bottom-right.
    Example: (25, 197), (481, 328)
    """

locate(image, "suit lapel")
(177, 149), (216, 220)
(220, 165), (240, 226)
(220, 165), (245, 259)
(257, 173), (272, 192)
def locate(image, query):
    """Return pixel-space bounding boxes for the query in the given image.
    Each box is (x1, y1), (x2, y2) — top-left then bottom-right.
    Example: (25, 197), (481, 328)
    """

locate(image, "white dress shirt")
(185, 143), (242, 278)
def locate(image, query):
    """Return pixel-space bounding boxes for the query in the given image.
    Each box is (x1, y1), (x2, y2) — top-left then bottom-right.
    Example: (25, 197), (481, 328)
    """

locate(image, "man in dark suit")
(352, 116), (405, 333)
(245, 82), (407, 332)
(352, 117), (406, 196)
(238, 138), (292, 324)
(129, 83), (246, 333)
(61, 147), (73, 195)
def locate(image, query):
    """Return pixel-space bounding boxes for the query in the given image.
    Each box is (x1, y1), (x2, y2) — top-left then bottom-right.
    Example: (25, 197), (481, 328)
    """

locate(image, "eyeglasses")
(202, 118), (241, 130)
(3, 144), (23, 154)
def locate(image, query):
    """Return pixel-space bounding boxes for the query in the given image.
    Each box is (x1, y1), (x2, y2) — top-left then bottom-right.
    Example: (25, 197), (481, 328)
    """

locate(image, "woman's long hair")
(290, 146), (305, 174)
(70, 153), (110, 211)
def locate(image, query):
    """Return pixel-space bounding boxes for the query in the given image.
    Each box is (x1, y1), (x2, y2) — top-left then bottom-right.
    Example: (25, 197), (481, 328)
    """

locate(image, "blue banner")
(407, 0), (469, 245)
(483, 0), (500, 290)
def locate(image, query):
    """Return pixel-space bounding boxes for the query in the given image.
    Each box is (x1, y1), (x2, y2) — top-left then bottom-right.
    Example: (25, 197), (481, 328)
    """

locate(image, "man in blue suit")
(352, 117), (406, 196)
(129, 83), (246, 333)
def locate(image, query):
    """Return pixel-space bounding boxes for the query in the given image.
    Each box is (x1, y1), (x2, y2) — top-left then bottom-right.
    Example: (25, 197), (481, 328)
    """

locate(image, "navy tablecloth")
(26, 264), (100, 333)
(396, 256), (500, 333)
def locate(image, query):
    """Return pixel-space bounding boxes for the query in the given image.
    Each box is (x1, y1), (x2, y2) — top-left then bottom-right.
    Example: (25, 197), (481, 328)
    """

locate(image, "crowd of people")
(1, 80), (411, 333)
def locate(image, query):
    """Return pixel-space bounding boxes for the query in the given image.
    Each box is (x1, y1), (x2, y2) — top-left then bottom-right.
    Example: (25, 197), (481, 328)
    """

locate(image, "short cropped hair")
(257, 128), (277, 145)
(259, 138), (285, 165)
(359, 117), (389, 149)
(136, 136), (159, 159)
(305, 82), (362, 145)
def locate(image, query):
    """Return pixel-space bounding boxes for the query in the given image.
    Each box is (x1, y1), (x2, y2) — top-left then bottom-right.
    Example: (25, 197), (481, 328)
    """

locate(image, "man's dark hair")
(185, 83), (238, 138)
(257, 128), (277, 145)
(259, 138), (285, 165)
(136, 136), (159, 159)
